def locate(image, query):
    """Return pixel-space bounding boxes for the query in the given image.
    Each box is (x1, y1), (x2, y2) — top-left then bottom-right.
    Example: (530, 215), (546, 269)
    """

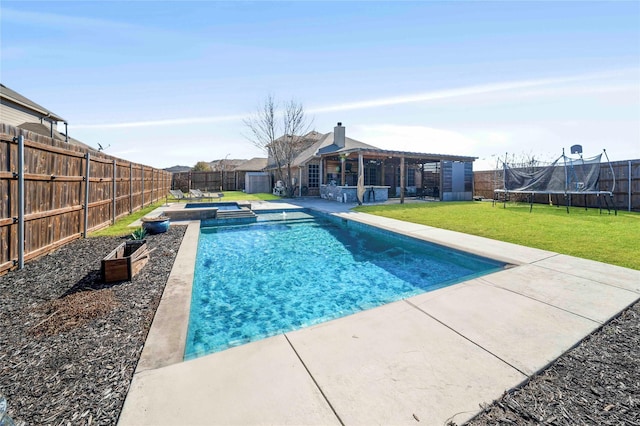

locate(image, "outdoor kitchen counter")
(320, 185), (390, 203)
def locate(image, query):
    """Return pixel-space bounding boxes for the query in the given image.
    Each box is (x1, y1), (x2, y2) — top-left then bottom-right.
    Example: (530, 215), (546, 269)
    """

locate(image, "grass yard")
(355, 201), (640, 270)
(210, 191), (280, 201)
(89, 192), (280, 237)
(167, 191), (280, 202)
(89, 201), (166, 238)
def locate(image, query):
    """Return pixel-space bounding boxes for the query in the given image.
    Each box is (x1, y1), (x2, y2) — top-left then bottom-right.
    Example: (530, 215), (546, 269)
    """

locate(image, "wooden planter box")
(101, 240), (149, 282)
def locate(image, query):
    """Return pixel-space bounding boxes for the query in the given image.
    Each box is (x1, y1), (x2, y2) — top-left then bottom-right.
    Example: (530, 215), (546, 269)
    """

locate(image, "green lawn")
(212, 191), (280, 201)
(89, 192), (280, 237)
(354, 201), (640, 270)
(90, 202), (166, 238)
(167, 191), (280, 202)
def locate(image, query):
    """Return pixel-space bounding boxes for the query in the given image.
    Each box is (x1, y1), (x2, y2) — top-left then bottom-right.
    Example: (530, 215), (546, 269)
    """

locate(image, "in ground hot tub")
(164, 202), (252, 221)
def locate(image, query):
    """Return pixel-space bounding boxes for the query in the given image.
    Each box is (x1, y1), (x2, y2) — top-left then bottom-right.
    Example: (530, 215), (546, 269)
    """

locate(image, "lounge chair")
(169, 189), (188, 200)
(189, 189), (206, 200)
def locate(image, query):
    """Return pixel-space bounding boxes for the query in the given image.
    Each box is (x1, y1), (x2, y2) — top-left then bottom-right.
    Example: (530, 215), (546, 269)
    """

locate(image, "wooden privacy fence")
(474, 159), (640, 212)
(172, 170), (240, 193)
(0, 126), (171, 274)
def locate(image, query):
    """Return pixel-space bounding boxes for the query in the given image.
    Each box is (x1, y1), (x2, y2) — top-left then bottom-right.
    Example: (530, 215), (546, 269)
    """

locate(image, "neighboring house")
(1, 83), (66, 131)
(164, 165), (192, 173)
(208, 158), (246, 172)
(266, 122), (477, 202)
(0, 83), (96, 152)
(233, 157), (268, 191)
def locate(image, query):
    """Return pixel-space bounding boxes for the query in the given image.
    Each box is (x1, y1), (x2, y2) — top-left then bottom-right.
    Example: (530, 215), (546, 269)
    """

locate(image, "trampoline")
(493, 147), (617, 214)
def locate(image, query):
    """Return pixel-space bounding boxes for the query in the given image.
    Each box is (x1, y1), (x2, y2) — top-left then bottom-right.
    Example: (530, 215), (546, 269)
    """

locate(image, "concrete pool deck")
(119, 199), (640, 425)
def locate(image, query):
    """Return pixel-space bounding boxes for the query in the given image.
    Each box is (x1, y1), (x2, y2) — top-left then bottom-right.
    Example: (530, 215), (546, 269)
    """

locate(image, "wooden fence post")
(141, 165), (145, 208)
(151, 168), (155, 203)
(129, 162), (133, 214)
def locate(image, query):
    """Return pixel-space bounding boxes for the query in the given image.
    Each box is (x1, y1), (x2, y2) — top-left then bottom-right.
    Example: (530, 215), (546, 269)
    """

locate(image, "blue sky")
(2, 1), (639, 170)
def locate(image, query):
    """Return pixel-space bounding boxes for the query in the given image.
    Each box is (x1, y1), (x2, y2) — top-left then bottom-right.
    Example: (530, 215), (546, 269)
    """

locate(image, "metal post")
(17, 135), (25, 269)
(628, 160), (632, 212)
(400, 156), (405, 204)
(112, 160), (117, 224)
(129, 163), (133, 213)
(83, 152), (90, 238)
(563, 148), (569, 214)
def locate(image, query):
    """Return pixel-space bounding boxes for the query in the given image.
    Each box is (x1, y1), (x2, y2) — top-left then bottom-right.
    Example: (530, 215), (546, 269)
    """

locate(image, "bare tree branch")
(243, 95), (313, 196)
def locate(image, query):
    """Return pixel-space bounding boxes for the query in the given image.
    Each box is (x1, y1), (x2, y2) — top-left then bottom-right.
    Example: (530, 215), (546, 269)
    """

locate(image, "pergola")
(318, 147), (477, 203)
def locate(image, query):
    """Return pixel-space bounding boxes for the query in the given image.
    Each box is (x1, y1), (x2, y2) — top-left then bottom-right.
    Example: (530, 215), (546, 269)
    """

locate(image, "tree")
(244, 95), (312, 196)
(192, 161), (212, 172)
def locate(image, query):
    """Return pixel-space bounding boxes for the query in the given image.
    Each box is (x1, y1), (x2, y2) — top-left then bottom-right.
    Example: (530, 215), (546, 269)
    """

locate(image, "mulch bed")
(466, 299), (640, 426)
(0, 226), (186, 425)
(0, 223), (638, 425)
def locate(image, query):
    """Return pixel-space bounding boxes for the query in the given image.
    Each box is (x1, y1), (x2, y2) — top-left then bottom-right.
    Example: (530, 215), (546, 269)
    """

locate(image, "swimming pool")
(185, 211), (505, 360)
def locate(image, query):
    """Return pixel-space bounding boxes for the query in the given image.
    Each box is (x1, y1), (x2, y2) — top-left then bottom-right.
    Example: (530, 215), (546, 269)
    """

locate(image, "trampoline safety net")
(503, 154), (603, 193)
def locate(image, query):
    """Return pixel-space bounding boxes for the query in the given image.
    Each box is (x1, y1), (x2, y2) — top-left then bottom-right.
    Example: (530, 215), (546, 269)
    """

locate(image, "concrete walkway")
(119, 199), (640, 426)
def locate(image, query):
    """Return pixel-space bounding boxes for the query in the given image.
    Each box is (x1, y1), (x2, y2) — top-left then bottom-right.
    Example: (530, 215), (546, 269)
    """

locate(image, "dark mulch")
(0, 226), (186, 425)
(1, 223), (638, 425)
(466, 300), (640, 426)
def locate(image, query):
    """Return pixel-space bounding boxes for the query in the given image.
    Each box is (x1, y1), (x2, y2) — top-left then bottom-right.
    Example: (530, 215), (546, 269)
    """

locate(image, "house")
(266, 122), (477, 202)
(164, 165), (192, 173)
(0, 83), (95, 152)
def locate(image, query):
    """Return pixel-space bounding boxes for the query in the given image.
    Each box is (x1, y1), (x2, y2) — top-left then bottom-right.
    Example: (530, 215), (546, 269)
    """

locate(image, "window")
(407, 166), (415, 187)
(396, 166), (415, 187)
(365, 166), (377, 185)
(308, 164), (319, 188)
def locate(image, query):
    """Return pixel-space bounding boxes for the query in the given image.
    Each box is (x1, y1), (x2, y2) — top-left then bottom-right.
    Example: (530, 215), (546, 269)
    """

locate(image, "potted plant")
(141, 215), (170, 234)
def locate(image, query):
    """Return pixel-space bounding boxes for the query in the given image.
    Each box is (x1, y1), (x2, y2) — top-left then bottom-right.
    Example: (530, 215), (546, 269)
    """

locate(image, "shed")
(245, 172), (271, 194)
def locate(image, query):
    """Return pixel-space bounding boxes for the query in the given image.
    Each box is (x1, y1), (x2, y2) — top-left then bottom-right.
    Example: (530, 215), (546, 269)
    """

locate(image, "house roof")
(234, 157), (267, 171)
(164, 165), (192, 173)
(278, 125), (478, 168)
(208, 159), (246, 171)
(335, 147), (478, 162)
(1, 84), (66, 122)
(291, 132), (378, 166)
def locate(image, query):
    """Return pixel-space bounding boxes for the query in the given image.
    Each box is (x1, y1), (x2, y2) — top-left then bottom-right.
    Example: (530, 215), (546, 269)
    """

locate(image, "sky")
(1, 1), (639, 170)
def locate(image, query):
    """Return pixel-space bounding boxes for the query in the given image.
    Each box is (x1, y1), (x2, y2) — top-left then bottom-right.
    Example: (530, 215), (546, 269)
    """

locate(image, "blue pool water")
(185, 211), (505, 359)
(185, 202), (240, 210)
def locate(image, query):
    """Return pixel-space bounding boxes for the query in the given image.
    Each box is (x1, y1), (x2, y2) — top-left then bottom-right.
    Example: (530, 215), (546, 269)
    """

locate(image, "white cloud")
(72, 113), (247, 129)
(70, 68), (638, 130)
(309, 69), (638, 114)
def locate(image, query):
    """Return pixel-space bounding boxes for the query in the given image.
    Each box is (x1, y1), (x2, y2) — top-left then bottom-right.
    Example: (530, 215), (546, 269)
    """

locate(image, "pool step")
(215, 207), (257, 220)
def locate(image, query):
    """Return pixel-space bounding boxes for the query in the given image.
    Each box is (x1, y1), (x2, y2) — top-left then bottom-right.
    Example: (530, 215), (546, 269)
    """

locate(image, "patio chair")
(189, 189), (206, 201)
(169, 189), (188, 200)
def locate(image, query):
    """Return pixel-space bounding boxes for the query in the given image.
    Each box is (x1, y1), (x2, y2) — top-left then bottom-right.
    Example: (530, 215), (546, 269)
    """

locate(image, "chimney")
(334, 122), (345, 148)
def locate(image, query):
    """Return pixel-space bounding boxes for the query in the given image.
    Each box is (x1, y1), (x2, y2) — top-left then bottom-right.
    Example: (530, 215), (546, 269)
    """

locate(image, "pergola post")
(400, 156), (405, 204)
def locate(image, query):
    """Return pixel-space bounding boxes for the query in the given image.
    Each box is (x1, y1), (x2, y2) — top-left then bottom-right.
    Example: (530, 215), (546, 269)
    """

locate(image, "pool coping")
(120, 200), (640, 425)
